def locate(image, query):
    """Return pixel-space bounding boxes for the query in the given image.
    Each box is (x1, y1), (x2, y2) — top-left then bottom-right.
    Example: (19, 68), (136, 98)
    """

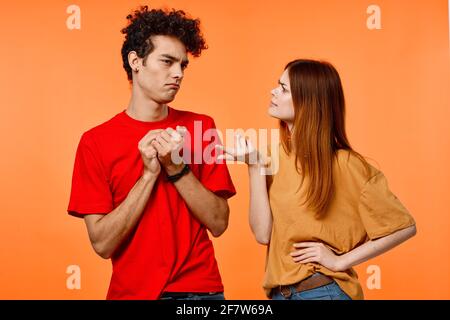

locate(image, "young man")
(67, 6), (235, 300)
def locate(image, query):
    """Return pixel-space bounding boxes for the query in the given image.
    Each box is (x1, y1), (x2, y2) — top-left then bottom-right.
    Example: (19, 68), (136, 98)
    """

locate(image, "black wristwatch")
(166, 164), (190, 183)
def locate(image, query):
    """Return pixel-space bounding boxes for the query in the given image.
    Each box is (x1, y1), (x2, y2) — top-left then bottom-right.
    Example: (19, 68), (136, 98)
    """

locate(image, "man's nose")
(172, 64), (184, 80)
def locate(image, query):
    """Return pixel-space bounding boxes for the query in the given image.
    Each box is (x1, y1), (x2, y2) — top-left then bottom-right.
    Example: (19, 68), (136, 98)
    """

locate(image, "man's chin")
(158, 95), (176, 104)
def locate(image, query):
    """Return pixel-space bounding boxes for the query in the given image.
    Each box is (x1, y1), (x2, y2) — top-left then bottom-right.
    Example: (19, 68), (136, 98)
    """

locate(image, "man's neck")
(126, 90), (168, 122)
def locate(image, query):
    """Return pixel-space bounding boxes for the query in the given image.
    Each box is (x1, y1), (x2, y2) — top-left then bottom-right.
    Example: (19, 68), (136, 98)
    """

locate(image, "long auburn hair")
(280, 59), (369, 216)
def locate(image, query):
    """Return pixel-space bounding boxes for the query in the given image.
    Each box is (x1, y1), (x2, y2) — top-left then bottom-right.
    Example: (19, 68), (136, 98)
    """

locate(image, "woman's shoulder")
(334, 149), (379, 184)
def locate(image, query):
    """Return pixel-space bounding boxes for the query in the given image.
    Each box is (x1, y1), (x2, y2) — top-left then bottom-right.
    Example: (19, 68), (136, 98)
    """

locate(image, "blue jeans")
(272, 277), (351, 300)
(159, 292), (225, 300)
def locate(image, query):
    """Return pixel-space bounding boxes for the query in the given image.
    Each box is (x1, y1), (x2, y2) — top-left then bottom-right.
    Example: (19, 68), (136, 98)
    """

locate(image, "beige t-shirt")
(264, 147), (415, 299)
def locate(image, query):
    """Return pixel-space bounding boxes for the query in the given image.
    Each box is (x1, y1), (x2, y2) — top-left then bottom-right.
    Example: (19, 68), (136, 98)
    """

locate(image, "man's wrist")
(165, 163), (185, 176)
(142, 171), (158, 182)
(166, 164), (190, 183)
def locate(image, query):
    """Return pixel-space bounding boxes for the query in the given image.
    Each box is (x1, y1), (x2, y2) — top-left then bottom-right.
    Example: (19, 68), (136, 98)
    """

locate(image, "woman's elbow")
(250, 222), (271, 245)
(255, 234), (270, 245)
(398, 224), (417, 242)
(252, 227), (271, 245)
(409, 224), (417, 238)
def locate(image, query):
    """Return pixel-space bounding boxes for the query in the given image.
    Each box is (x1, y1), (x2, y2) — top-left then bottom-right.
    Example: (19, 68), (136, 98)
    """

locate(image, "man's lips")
(270, 101), (278, 107)
(166, 83), (180, 89)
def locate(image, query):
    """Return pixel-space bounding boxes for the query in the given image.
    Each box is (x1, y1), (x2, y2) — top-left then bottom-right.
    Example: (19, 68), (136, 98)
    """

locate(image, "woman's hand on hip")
(290, 242), (347, 272)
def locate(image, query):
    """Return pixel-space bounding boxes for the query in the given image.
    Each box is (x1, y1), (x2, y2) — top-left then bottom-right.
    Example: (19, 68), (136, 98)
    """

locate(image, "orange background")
(0, 0), (449, 299)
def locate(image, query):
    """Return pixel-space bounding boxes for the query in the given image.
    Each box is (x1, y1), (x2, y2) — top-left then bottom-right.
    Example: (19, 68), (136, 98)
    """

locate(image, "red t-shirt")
(67, 107), (236, 300)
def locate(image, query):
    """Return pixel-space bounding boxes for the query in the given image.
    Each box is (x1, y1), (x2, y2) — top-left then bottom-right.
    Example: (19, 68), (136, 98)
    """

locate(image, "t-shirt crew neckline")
(119, 106), (176, 128)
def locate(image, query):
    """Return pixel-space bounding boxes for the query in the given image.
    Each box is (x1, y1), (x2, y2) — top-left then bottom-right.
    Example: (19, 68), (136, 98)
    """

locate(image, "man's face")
(134, 35), (189, 104)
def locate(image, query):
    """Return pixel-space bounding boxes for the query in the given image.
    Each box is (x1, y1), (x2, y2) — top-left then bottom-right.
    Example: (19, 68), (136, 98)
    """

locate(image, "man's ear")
(128, 51), (140, 72)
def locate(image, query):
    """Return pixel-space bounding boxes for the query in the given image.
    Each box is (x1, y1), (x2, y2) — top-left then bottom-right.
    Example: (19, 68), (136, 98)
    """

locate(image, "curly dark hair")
(121, 5), (207, 82)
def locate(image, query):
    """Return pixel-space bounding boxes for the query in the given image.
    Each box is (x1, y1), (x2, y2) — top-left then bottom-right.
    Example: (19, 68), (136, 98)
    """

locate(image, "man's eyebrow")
(160, 54), (189, 65)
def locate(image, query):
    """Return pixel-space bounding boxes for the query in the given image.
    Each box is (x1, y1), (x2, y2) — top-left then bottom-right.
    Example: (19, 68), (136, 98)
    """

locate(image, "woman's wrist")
(336, 254), (350, 271)
(248, 162), (263, 170)
(248, 163), (269, 178)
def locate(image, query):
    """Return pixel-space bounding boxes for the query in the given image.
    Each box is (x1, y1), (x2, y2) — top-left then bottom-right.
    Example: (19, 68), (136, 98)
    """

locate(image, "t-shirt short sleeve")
(358, 171), (415, 240)
(199, 117), (236, 199)
(67, 132), (113, 218)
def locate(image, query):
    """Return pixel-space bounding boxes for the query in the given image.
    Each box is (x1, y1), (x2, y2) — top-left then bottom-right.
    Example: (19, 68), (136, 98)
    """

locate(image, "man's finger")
(151, 139), (164, 153)
(158, 131), (173, 144)
(169, 129), (182, 142)
(145, 129), (163, 140)
(139, 129), (162, 145)
(145, 147), (158, 159)
(176, 125), (187, 137)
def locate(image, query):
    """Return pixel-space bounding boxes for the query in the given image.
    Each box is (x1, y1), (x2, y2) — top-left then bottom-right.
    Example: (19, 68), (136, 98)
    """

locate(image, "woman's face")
(268, 69), (295, 124)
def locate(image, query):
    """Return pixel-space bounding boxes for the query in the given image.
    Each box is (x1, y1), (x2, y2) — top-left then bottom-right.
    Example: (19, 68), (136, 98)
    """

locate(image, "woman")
(218, 59), (416, 300)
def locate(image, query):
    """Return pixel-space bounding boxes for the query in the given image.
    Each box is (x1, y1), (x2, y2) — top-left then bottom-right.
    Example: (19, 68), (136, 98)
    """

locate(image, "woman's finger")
(217, 154), (236, 161)
(239, 134), (247, 152)
(293, 252), (316, 262)
(296, 257), (317, 264)
(215, 144), (236, 157)
(235, 134), (244, 154)
(293, 242), (320, 248)
(290, 248), (315, 257)
(246, 138), (256, 152)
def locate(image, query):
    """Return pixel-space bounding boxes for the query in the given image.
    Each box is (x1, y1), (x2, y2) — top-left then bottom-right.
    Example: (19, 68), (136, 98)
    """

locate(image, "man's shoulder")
(78, 112), (123, 145)
(83, 112), (123, 136)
